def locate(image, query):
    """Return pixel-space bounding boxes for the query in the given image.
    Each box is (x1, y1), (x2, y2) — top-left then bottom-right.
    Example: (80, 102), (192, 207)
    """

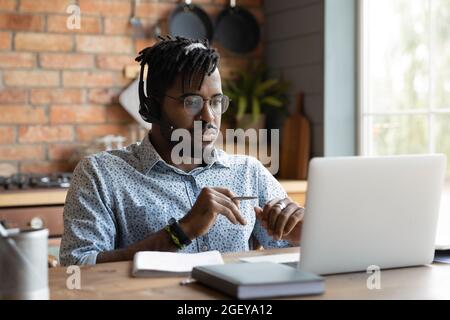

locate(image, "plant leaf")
(255, 79), (278, 96)
(262, 96), (283, 107)
(237, 96), (247, 120)
(252, 97), (260, 123)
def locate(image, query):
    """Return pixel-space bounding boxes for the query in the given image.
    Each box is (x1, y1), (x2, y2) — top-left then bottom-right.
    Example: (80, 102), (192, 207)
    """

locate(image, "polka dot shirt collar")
(136, 132), (231, 176)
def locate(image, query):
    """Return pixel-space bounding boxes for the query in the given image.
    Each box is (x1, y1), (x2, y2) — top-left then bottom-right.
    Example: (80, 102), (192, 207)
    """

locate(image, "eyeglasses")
(164, 94), (230, 117)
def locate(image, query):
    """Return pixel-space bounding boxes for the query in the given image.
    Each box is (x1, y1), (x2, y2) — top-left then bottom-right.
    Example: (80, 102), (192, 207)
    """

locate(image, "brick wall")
(0, 0), (263, 175)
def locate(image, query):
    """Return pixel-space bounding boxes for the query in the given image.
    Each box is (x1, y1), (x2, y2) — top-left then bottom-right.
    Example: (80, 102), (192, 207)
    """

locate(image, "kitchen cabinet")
(0, 189), (66, 237)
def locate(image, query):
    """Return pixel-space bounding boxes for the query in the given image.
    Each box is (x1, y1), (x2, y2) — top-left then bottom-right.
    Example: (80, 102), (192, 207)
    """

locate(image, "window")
(359, 0), (450, 245)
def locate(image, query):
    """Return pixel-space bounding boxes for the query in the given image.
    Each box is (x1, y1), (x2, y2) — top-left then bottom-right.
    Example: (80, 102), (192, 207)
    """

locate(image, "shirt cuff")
(78, 251), (99, 265)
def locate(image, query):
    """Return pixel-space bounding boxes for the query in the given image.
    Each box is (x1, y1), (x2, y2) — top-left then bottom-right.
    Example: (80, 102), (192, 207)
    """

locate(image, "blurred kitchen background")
(0, 0), (449, 262)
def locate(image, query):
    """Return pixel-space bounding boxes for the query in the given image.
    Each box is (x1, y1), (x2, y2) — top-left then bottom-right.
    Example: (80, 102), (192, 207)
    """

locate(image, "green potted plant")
(223, 62), (290, 130)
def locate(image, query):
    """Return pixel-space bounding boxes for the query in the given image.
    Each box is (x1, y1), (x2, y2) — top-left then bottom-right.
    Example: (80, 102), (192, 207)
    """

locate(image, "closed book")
(192, 262), (325, 299)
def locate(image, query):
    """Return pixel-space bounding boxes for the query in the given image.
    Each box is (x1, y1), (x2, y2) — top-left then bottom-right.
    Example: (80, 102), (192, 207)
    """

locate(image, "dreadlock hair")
(135, 35), (220, 123)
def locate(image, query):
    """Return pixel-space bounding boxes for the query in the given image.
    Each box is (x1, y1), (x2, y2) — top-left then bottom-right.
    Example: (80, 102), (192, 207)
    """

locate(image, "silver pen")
(231, 196), (258, 201)
(179, 277), (197, 286)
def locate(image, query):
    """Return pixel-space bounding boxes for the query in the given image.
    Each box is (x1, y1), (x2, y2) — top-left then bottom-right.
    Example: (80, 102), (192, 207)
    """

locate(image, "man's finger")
(284, 207), (305, 235)
(267, 204), (283, 235)
(212, 187), (240, 208)
(254, 206), (263, 220)
(273, 202), (298, 240)
(213, 202), (238, 225)
(210, 188), (239, 210)
(212, 193), (247, 225)
(263, 198), (280, 221)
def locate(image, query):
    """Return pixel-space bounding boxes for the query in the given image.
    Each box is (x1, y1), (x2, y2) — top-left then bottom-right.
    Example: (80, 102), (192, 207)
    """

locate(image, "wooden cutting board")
(279, 92), (311, 179)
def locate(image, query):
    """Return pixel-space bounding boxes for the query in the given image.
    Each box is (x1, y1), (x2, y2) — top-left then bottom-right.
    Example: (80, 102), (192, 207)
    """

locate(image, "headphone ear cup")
(138, 76), (161, 123)
(139, 95), (161, 123)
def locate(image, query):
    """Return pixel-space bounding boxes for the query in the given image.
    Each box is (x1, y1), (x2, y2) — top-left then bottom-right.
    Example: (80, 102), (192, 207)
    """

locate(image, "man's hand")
(179, 187), (247, 240)
(254, 198), (304, 246)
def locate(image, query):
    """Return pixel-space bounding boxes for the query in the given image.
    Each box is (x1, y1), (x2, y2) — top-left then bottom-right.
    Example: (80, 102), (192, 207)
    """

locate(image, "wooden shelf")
(279, 180), (307, 193)
(0, 189), (68, 208)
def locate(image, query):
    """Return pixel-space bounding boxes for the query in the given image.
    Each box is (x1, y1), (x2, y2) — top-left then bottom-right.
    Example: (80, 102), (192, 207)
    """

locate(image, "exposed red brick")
(87, 88), (119, 104)
(0, 105), (47, 124)
(47, 15), (101, 34)
(0, 32), (11, 50)
(134, 38), (157, 53)
(0, 89), (27, 103)
(0, 126), (15, 144)
(0, 145), (45, 161)
(19, 0), (69, 13)
(0, 52), (35, 68)
(0, 0), (16, 11)
(103, 17), (132, 35)
(18, 125), (74, 143)
(39, 53), (94, 70)
(79, 0), (132, 17)
(76, 124), (129, 142)
(96, 54), (134, 70)
(3, 70), (59, 87)
(62, 71), (117, 88)
(15, 32), (73, 52)
(135, 2), (176, 19)
(103, 16), (159, 36)
(50, 105), (106, 124)
(0, 13), (44, 31)
(30, 89), (84, 104)
(76, 35), (132, 54)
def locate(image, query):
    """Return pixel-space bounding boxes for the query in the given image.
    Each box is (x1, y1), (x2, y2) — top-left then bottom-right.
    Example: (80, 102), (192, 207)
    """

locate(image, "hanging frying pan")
(168, 0), (214, 42)
(214, 0), (260, 54)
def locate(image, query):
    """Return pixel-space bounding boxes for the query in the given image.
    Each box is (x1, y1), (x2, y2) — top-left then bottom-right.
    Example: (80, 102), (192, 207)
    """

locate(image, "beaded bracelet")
(164, 225), (184, 249)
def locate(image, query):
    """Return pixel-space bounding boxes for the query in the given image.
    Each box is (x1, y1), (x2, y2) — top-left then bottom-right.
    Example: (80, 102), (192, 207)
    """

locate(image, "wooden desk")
(49, 247), (450, 300)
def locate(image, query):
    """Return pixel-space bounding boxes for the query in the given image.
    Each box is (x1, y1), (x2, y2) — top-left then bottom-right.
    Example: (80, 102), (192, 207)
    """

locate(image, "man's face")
(160, 68), (222, 150)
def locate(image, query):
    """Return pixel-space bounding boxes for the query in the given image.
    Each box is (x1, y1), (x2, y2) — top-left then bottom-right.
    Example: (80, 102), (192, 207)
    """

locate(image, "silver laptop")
(298, 154), (447, 275)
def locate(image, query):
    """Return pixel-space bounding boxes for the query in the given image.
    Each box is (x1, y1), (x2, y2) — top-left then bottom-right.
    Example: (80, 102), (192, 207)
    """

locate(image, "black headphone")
(138, 64), (161, 123)
(138, 63), (183, 135)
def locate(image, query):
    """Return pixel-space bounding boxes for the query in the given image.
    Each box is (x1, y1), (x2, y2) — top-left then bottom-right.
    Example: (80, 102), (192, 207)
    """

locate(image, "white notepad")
(239, 253), (300, 264)
(132, 250), (224, 277)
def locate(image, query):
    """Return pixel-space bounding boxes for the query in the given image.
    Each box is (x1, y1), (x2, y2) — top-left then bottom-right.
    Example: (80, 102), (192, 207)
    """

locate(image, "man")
(60, 36), (304, 266)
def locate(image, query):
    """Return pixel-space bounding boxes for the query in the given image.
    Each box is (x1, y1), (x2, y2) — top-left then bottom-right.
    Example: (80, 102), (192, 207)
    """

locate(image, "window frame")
(357, 0), (450, 163)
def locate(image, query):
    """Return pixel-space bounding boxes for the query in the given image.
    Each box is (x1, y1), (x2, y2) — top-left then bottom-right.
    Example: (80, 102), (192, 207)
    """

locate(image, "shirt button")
(201, 245), (209, 252)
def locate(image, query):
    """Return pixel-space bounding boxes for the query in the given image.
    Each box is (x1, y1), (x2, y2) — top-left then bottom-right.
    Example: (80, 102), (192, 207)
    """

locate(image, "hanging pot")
(168, 0), (214, 42)
(214, 0), (260, 54)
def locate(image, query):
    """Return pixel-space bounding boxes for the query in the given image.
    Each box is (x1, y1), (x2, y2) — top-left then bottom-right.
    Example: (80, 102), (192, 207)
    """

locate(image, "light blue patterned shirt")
(60, 133), (290, 266)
